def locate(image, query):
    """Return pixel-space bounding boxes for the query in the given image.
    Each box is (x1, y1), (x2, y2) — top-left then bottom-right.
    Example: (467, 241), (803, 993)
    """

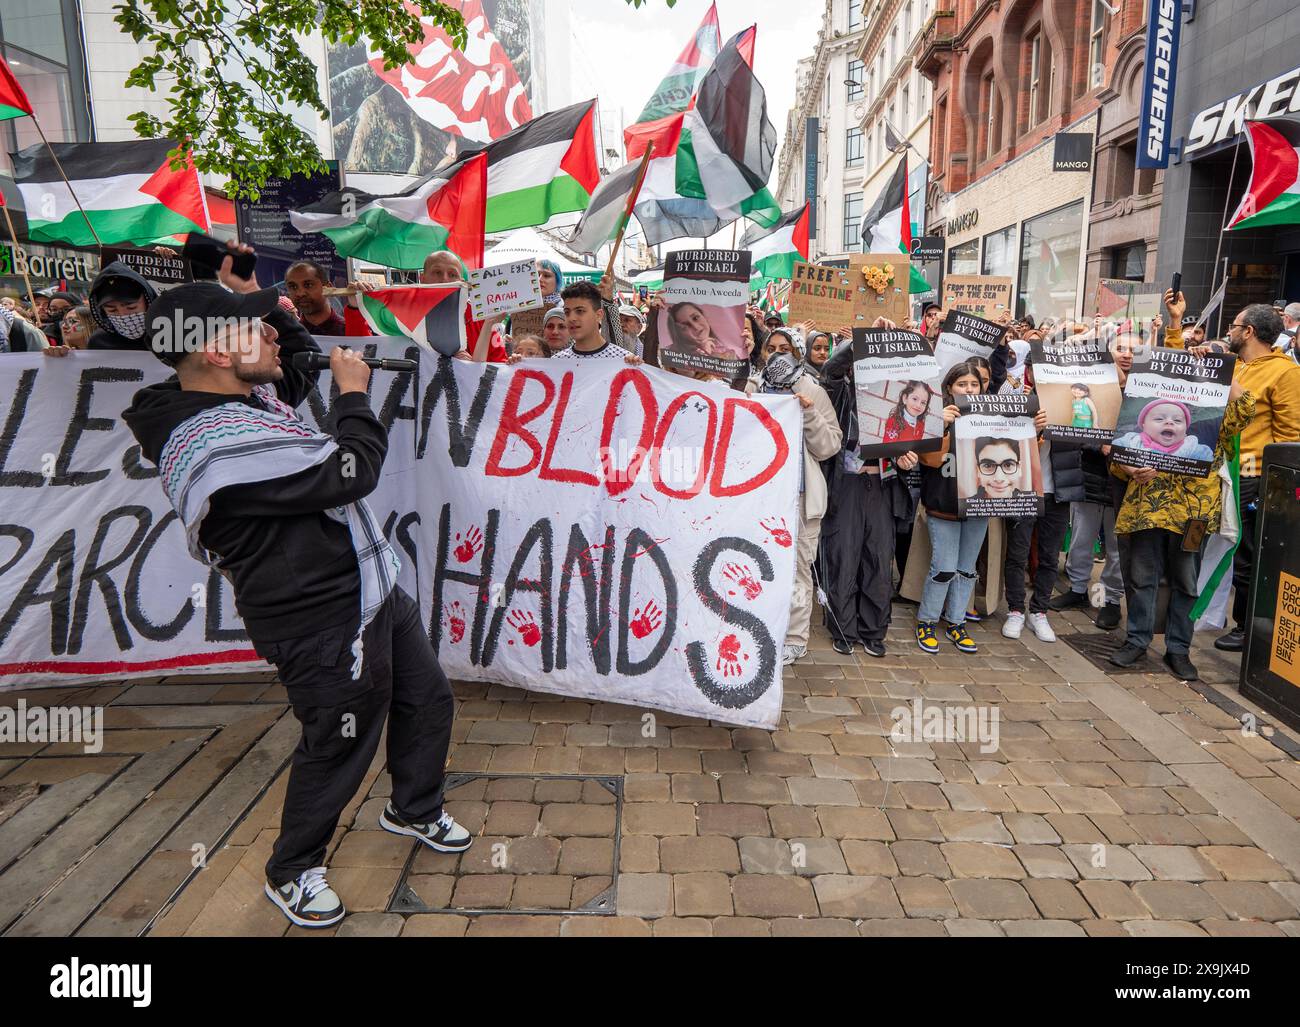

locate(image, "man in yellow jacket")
(1212, 303), (1300, 652)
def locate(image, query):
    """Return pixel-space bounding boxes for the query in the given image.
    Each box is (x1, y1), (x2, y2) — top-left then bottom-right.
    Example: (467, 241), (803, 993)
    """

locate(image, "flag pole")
(32, 115), (103, 251)
(0, 200), (39, 312)
(1208, 136), (1243, 336)
(603, 142), (656, 283)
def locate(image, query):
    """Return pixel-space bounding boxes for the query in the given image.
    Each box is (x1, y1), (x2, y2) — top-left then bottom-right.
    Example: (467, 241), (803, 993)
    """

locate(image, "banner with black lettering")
(1029, 335), (1122, 446)
(933, 310), (1005, 375)
(656, 249), (753, 383)
(0, 344), (801, 729)
(954, 393), (1043, 518)
(1111, 347), (1237, 477)
(852, 328), (944, 459)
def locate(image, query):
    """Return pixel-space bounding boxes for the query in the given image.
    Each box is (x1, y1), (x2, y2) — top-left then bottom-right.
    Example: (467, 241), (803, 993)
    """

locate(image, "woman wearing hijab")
(804, 330), (832, 380)
(537, 259), (562, 308)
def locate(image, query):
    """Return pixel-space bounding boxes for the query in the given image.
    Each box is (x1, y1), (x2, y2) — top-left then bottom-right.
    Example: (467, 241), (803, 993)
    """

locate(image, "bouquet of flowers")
(862, 263), (895, 296)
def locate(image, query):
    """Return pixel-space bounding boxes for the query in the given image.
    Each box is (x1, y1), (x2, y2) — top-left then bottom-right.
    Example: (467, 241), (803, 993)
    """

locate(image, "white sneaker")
(1027, 612), (1057, 642)
(782, 643), (807, 666)
(1002, 612), (1025, 639)
(264, 866), (345, 928)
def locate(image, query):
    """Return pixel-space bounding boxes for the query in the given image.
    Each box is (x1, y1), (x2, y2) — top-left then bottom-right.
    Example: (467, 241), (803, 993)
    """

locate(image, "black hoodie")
(87, 262), (160, 350)
(122, 309), (390, 641)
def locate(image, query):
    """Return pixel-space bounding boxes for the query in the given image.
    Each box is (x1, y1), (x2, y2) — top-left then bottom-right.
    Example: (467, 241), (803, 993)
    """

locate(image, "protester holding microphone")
(122, 241), (469, 929)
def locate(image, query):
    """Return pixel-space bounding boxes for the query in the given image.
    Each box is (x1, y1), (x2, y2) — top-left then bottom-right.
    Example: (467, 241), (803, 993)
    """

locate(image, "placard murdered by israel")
(657, 249), (753, 382)
(852, 328), (945, 459)
(1030, 336), (1122, 446)
(942, 275), (1012, 320)
(1110, 347), (1237, 477)
(933, 310), (1005, 375)
(954, 392), (1043, 518)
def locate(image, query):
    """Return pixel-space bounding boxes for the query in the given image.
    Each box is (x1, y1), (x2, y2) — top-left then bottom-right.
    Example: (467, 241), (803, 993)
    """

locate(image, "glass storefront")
(947, 239), (978, 275)
(981, 225), (1017, 278)
(1017, 200), (1084, 320)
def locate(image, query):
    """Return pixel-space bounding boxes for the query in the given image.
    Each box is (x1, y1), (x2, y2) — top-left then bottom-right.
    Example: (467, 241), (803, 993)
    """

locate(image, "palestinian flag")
(630, 264), (665, 291)
(626, 1), (721, 150)
(625, 32), (781, 246)
(290, 153), (487, 271)
(357, 284), (467, 356)
(1228, 119), (1300, 230)
(11, 140), (209, 247)
(861, 156), (929, 293)
(0, 54), (33, 122)
(740, 203), (809, 279)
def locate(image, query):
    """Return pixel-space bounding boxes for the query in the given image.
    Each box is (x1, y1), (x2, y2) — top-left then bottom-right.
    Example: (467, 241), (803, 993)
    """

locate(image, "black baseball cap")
(146, 282), (280, 366)
(922, 301), (942, 316)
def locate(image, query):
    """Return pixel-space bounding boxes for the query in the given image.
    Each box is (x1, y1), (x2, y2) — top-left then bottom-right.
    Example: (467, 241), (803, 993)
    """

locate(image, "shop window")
(1017, 200), (1084, 320)
(948, 239), (979, 275)
(982, 226), (1017, 278)
(1109, 243), (1146, 281)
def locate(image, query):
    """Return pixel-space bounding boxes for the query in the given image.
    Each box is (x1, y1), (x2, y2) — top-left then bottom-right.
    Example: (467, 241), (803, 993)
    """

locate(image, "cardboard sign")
(942, 275), (1013, 320)
(852, 253), (911, 327)
(469, 259), (542, 321)
(789, 261), (855, 330)
(509, 305), (549, 339)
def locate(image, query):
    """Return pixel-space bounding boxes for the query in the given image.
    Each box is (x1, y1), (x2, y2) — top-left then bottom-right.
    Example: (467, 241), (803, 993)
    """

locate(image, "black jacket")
(1048, 444), (1113, 506)
(87, 262), (160, 350)
(122, 310), (387, 641)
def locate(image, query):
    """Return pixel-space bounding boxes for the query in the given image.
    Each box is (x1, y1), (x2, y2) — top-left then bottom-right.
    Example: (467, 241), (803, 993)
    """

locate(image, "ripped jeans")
(918, 515), (990, 625)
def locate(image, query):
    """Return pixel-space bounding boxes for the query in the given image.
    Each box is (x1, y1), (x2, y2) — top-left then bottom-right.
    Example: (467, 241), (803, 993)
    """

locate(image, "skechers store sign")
(0, 242), (95, 284)
(1136, 0), (1182, 169)
(1185, 64), (1300, 157)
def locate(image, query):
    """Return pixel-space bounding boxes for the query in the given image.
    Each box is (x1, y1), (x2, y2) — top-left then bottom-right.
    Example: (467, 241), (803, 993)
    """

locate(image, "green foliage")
(115, 0), (466, 199)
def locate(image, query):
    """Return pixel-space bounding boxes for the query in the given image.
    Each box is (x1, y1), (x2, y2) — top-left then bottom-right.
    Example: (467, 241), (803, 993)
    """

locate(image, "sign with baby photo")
(933, 310), (1006, 375)
(953, 393), (1044, 518)
(1029, 336), (1122, 446)
(1110, 347), (1237, 477)
(852, 328), (945, 459)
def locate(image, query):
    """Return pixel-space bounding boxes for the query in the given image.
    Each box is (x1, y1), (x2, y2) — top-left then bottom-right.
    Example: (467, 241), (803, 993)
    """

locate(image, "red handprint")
(445, 601), (466, 644)
(454, 526), (484, 563)
(629, 600), (663, 639)
(507, 609), (541, 647)
(722, 562), (763, 600)
(716, 634), (745, 678)
(760, 517), (793, 548)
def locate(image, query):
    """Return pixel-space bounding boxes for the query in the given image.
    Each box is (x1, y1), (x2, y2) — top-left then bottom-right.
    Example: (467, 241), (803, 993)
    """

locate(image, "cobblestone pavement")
(2, 604), (1299, 938)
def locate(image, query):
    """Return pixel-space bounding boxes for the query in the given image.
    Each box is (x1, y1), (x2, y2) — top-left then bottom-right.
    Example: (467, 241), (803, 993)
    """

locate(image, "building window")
(846, 127), (864, 167)
(982, 226), (1017, 278)
(978, 71), (995, 161)
(868, 65), (876, 103)
(890, 27), (898, 67)
(849, 1), (863, 32)
(848, 59), (864, 102)
(1027, 30), (1048, 128)
(901, 84), (910, 126)
(1089, 0), (1107, 89)
(935, 96), (947, 166)
(843, 192), (863, 251)
(904, 1), (913, 39)
(1111, 140), (1137, 203)
(1110, 243), (1146, 281)
(948, 239), (979, 275)
(1017, 200), (1084, 320)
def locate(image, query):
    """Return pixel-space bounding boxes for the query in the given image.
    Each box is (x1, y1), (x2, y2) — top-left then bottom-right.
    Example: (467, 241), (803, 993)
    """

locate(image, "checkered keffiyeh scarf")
(158, 384), (400, 678)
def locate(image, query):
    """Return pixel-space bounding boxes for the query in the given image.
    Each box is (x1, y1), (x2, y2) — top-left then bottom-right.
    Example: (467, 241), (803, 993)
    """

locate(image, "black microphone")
(292, 352), (419, 373)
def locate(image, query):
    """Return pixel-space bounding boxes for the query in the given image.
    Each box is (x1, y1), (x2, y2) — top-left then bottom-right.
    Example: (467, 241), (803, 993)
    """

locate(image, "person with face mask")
(86, 263), (160, 350)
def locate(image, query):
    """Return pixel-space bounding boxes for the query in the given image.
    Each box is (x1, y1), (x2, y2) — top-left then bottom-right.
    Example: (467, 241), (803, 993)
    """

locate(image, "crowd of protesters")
(7, 249), (1300, 685)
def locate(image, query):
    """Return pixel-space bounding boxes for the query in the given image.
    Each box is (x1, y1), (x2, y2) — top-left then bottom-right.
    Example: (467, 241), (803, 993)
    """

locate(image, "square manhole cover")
(387, 773), (622, 916)
(1060, 631), (1168, 677)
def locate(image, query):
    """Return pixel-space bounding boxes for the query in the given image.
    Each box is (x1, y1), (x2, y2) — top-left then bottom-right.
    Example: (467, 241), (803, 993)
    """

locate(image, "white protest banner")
(933, 310), (1005, 375)
(851, 328), (944, 459)
(1029, 336), (1122, 446)
(657, 249), (753, 382)
(953, 393), (1043, 518)
(469, 259), (542, 321)
(0, 345), (800, 729)
(1111, 347), (1237, 477)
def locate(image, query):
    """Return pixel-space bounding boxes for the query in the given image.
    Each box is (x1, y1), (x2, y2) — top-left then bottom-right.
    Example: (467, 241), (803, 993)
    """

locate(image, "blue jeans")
(919, 516), (990, 624)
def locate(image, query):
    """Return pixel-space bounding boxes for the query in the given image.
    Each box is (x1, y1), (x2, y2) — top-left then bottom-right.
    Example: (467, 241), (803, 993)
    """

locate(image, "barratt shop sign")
(0, 243), (95, 284)
(1185, 63), (1300, 157)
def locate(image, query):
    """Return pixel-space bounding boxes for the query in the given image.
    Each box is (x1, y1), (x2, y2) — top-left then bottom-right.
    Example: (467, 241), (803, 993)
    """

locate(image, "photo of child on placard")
(1029, 336), (1122, 446)
(1109, 346), (1237, 476)
(657, 249), (753, 382)
(953, 394), (1044, 517)
(851, 328), (945, 458)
